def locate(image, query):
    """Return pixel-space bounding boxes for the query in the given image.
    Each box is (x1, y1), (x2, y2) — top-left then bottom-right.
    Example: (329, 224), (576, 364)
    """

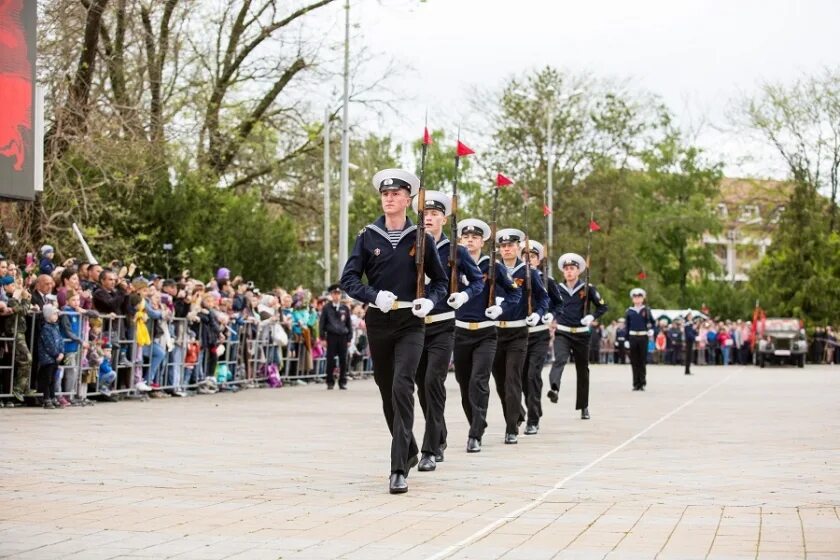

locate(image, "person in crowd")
(59, 289), (91, 405)
(684, 311), (697, 375)
(614, 318), (628, 364)
(718, 325), (732, 366)
(2, 274), (33, 403)
(39, 245), (56, 276)
(38, 304), (64, 409)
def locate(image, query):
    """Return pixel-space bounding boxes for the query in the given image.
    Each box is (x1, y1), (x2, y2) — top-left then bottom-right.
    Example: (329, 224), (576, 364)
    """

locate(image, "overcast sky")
(314, 0), (840, 178)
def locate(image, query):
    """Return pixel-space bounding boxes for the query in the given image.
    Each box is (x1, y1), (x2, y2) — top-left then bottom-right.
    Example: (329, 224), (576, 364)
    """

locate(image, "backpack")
(264, 362), (282, 388)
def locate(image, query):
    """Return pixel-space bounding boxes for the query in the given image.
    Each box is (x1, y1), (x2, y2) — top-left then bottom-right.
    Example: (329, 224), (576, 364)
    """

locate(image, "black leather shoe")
(435, 451), (444, 462)
(504, 433), (518, 444)
(640, 386), (646, 391)
(547, 389), (558, 403)
(581, 407), (590, 420)
(339, 385), (348, 390)
(524, 424), (538, 435)
(466, 437), (481, 453)
(389, 473), (408, 494)
(407, 454), (419, 473)
(327, 385), (334, 390)
(418, 454), (436, 472)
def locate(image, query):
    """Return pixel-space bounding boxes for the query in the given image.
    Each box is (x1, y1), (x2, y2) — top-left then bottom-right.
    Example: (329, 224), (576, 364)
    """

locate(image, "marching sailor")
(626, 288), (656, 391)
(452, 218), (521, 453)
(340, 169), (448, 494)
(546, 253), (608, 419)
(412, 191), (484, 472)
(521, 240), (554, 435)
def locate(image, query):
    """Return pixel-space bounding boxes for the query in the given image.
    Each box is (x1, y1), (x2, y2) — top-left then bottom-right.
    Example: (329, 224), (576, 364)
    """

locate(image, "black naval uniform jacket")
(426, 235), (485, 315)
(320, 302), (352, 344)
(548, 279), (608, 328)
(455, 255), (521, 323)
(625, 306), (656, 334)
(497, 259), (549, 322)
(341, 215), (448, 307)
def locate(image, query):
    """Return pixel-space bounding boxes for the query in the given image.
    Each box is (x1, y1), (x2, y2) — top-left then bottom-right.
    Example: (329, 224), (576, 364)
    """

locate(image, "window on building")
(738, 205), (760, 222)
(716, 203), (728, 218)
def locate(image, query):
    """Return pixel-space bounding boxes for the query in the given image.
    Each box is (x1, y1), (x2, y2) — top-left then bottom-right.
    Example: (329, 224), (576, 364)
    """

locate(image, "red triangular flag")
(637, 271), (647, 280)
(543, 204), (552, 217)
(456, 141), (474, 157)
(589, 219), (601, 232)
(496, 173), (513, 187)
(423, 127), (432, 145)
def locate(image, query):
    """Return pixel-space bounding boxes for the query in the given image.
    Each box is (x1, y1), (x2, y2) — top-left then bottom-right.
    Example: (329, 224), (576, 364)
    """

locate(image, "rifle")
(450, 135), (461, 294)
(415, 123), (431, 303)
(487, 184), (499, 305)
(582, 211), (594, 315)
(523, 190), (533, 316)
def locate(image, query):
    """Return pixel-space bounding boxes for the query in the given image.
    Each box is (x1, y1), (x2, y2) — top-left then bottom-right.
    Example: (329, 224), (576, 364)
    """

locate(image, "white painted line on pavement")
(422, 369), (740, 560)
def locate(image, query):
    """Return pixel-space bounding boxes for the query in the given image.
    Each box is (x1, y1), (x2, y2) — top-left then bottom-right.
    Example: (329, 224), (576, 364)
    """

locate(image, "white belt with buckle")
(629, 330), (648, 336)
(425, 311), (455, 324)
(372, 301), (414, 311)
(557, 325), (589, 334)
(497, 319), (527, 328)
(529, 324), (549, 333)
(455, 320), (496, 330)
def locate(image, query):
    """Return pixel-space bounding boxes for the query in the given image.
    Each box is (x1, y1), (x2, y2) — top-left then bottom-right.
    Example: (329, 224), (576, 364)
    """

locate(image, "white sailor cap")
(457, 218), (491, 241)
(557, 252), (586, 273)
(371, 168), (420, 196)
(411, 190), (452, 216)
(523, 240), (545, 262)
(630, 288), (646, 298)
(496, 228), (525, 244)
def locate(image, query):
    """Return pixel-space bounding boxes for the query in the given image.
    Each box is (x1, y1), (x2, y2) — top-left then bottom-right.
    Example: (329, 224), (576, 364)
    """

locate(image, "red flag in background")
(637, 271), (647, 280)
(496, 173), (513, 187)
(589, 219), (601, 232)
(543, 205), (552, 217)
(456, 141), (474, 157)
(423, 127), (432, 145)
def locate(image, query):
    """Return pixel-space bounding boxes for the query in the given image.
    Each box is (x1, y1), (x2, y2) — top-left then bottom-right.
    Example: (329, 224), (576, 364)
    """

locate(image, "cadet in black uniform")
(452, 219), (521, 453)
(340, 168), (448, 494)
(520, 240), (554, 436)
(546, 253), (608, 419)
(625, 288), (655, 391)
(684, 310), (697, 375)
(615, 319), (628, 364)
(492, 228), (548, 444)
(319, 284), (353, 389)
(412, 191), (484, 472)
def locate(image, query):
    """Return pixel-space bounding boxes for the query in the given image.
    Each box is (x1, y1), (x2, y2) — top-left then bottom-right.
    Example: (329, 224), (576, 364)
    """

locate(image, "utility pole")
(323, 107), (331, 288)
(337, 0), (351, 275)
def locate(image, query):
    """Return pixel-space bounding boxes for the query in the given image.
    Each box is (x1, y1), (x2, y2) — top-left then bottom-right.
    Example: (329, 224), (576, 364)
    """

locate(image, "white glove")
(412, 298), (434, 318)
(485, 305), (503, 320)
(624, 340), (630, 349)
(495, 297), (505, 306)
(374, 290), (397, 312)
(647, 329), (654, 337)
(525, 313), (541, 327)
(542, 313), (554, 325)
(447, 292), (469, 310)
(580, 314), (594, 326)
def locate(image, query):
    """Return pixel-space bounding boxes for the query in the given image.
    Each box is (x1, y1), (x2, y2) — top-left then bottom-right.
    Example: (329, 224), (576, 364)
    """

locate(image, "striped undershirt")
(386, 230), (402, 248)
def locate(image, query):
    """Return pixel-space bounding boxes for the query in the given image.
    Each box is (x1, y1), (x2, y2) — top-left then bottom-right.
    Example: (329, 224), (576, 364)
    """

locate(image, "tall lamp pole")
(337, 0), (351, 275)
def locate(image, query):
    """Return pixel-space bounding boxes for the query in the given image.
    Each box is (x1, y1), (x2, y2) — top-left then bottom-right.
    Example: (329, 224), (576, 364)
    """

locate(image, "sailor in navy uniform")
(340, 168), (448, 494)
(411, 191), (484, 472)
(492, 228), (548, 444)
(319, 283), (353, 389)
(626, 288), (656, 391)
(683, 310), (697, 375)
(452, 218), (521, 453)
(520, 240), (554, 435)
(615, 319), (628, 364)
(546, 253), (608, 419)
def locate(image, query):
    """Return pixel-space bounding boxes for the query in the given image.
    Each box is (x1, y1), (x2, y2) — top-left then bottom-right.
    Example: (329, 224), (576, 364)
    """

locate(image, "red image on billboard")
(0, 0), (36, 200)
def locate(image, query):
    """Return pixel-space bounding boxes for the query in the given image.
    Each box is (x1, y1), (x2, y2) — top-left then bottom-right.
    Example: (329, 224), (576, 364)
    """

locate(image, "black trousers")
(325, 333), (348, 387)
(453, 326), (497, 441)
(492, 326), (529, 435)
(629, 335), (648, 388)
(38, 363), (58, 401)
(685, 340), (694, 374)
(548, 331), (591, 410)
(366, 308), (424, 475)
(415, 319), (454, 456)
(522, 329), (550, 427)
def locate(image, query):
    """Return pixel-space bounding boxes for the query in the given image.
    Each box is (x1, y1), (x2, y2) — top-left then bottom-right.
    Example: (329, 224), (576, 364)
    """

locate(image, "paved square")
(1, 364), (838, 559)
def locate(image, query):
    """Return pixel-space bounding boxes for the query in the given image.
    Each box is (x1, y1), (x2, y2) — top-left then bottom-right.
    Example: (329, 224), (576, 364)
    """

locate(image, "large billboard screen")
(0, 0), (37, 201)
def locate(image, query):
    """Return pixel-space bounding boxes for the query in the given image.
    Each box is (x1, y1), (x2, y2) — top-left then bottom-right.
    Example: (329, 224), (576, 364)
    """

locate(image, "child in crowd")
(60, 289), (91, 405)
(38, 304), (65, 409)
(87, 318), (116, 396)
(39, 245), (56, 276)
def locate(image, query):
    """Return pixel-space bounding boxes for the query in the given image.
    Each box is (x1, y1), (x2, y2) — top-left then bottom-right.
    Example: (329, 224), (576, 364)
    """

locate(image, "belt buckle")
(425, 315), (433, 324)
(392, 301), (400, 311)
(498, 321), (507, 328)
(469, 322), (478, 331)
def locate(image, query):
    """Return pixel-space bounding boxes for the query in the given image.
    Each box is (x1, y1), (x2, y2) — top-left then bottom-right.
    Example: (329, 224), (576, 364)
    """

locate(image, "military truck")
(755, 318), (807, 368)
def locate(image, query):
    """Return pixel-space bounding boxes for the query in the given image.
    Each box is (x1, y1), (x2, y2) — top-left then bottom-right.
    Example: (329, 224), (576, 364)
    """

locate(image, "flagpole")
(415, 116), (430, 303)
(450, 129), (461, 294)
(542, 190), (549, 278)
(523, 188), (532, 316)
(583, 211), (594, 315)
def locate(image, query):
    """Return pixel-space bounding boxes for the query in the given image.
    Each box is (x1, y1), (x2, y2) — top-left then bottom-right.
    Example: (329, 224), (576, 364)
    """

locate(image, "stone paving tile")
(1, 364), (838, 560)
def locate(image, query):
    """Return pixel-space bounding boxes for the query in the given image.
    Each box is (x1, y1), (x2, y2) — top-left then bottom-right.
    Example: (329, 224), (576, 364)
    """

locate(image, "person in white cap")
(520, 240), (555, 435)
(546, 253), (608, 420)
(491, 228), (548, 444)
(625, 288), (656, 391)
(340, 168), (449, 494)
(452, 218), (521, 453)
(411, 191), (484, 472)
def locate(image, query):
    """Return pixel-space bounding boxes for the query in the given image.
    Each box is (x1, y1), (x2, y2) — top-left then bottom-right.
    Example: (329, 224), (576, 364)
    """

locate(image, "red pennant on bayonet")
(637, 271), (647, 280)
(589, 219), (601, 232)
(456, 141), (474, 157)
(496, 173), (513, 188)
(543, 204), (552, 217)
(423, 127), (432, 145)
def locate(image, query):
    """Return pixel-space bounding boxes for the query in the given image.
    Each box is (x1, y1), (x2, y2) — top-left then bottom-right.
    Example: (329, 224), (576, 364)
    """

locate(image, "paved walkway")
(1, 363), (838, 559)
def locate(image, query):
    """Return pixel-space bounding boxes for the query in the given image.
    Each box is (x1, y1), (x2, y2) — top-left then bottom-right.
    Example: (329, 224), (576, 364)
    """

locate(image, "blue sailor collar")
(560, 279), (586, 296)
(477, 254), (490, 266)
(435, 233), (450, 250)
(505, 258), (526, 276)
(366, 215), (417, 245)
